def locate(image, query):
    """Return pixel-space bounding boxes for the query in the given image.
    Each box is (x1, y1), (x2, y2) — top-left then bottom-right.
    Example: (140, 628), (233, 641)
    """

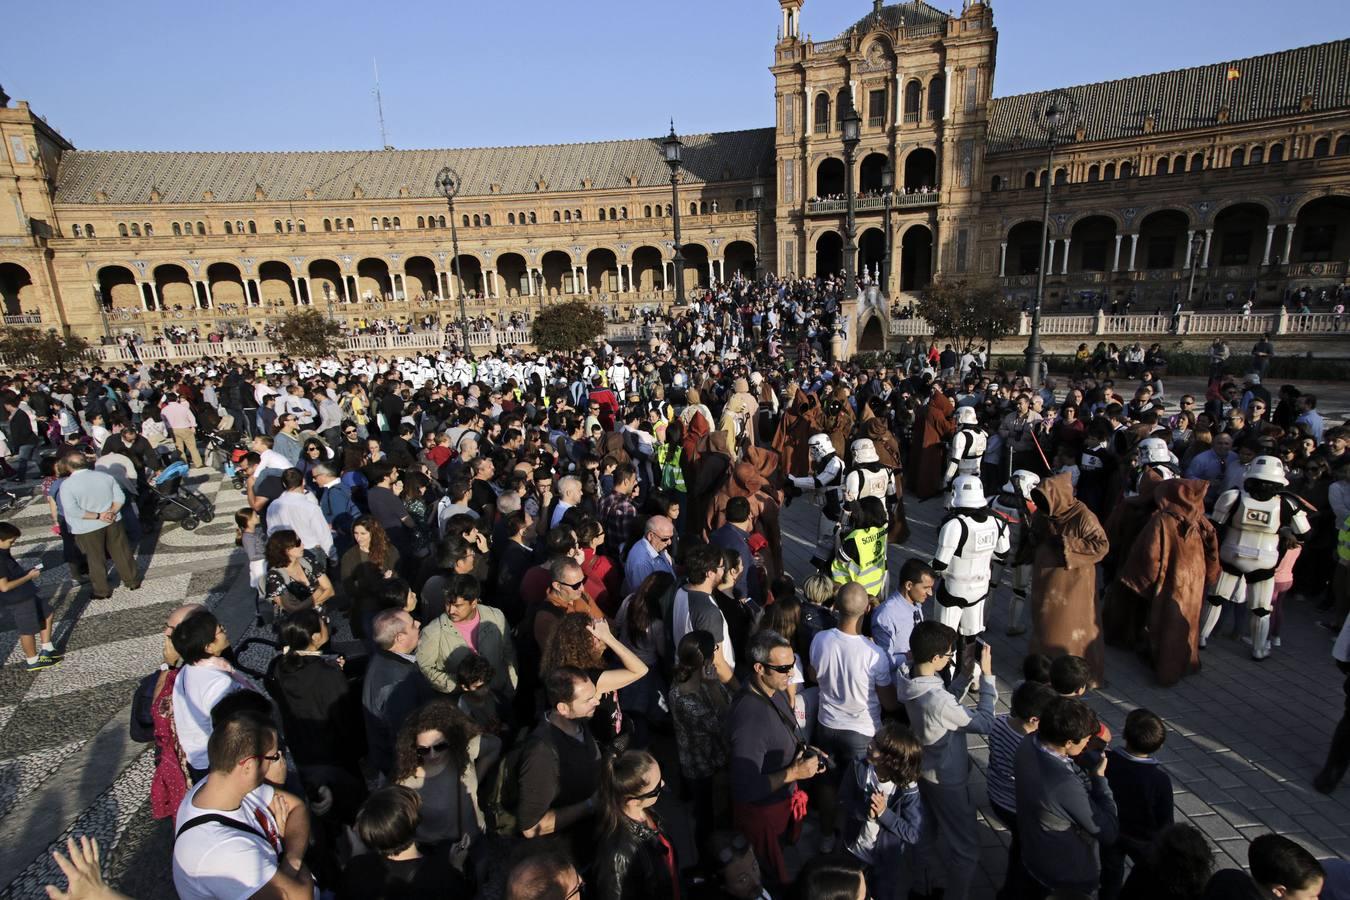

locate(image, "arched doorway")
(859, 228), (886, 282)
(259, 261), (297, 305)
(153, 264), (194, 310)
(206, 262), (246, 308)
(497, 253), (528, 297)
(1006, 221), (1044, 276)
(816, 159), (845, 198)
(0, 262), (35, 316)
(97, 265), (140, 311)
(900, 226), (933, 291)
(1293, 196), (1350, 263)
(858, 315), (885, 352)
(541, 251), (572, 296)
(632, 246), (664, 292)
(1213, 204), (1269, 266)
(859, 153), (889, 194)
(586, 248), (619, 294)
(724, 241), (756, 279)
(1067, 216), (1116, 272)
(815, 232), (843, 278)
(357, 258), (392, 301)
(904, 148), (937, 192)
(1137, 210), (1191, 269)
(682, 244), (710, 289)
(309, 259), (344, 304)
(451, 255), (484, 298)
(405, 256), (438, 299)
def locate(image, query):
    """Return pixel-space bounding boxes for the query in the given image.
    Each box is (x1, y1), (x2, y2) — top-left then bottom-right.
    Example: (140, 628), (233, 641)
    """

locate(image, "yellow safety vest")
(655, 443), (686, 492)
(831, 524), (888, 597)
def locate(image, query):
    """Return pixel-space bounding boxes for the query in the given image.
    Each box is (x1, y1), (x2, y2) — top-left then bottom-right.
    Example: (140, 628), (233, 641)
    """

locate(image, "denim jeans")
(12, 443), (36, 480)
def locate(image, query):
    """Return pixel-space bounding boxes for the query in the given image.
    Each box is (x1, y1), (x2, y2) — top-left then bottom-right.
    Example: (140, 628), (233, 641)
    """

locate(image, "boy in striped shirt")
(986, 680), (1057, 900)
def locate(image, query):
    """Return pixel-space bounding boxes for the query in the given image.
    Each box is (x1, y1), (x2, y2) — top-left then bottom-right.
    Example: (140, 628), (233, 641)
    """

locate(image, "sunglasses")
(416, 741), (449, 758)
(716, 833), (752, 865)
(761, 661), (795, 674)
(557, 579), (586, 591)
(254, 750), (283, 764)
(631, 779), (666, 801)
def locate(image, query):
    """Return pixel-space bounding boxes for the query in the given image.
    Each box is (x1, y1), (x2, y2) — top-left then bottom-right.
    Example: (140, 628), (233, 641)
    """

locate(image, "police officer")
(931, 475), (1011, 652)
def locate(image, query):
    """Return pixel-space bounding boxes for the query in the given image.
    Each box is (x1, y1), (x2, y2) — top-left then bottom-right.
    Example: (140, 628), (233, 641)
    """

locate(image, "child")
(1050, 654), (1113, 750)
(1101, 709), (1174, 900)
(1022, 652), (1053, 685)
(455, 653), (504, 736)
(0, 522), (58, 671)
(1053, 445), (1081, 490)
(1265, 540), (1301, 653)
(840, 721), (923, 900)
(235, 508), (267, 619)
(986, 681), (1058, 900)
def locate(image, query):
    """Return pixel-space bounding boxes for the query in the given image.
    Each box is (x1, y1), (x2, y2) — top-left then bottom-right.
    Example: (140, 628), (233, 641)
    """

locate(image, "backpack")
(484, 724), (556, 837)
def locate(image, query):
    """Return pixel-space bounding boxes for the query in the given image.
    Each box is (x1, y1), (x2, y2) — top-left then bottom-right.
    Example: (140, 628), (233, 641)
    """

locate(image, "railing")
(1287, 261), (1346, 278)
(811, 38), (846, 53)
(884, 309), (1341, 340)
(868, 116), (885, 128)
(1183, 313), (1277, 335)
(806, 192), (937, 215)
(1040, 315), (1095, 335)
(1282, 312), (1344, 333)
(2, 314), (42, 325)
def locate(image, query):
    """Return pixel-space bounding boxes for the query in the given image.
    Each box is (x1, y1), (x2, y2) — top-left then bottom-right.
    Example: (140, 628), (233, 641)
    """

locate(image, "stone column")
(805, 87), (813, 134)
(341, 275), (352, 304)
(1043, 239), (1056, 275)
(1127, 234), (1139, 272)
(1281, 224), (1296, 265)
(1060, 237), (1072, 275)
(1184, 230), (1196, 269)
(291, 276), (302, 305)
(302, 276), (313, 305)
(1112, 233), (1123, 272)
(486, 270), (497, 299)
(1262, 225), (1276, 266)
(999, 242), (1007, 277)
(943, 65), (954, 119)
(1201, 229), (1213, 268)
(581, 265), (590, 295)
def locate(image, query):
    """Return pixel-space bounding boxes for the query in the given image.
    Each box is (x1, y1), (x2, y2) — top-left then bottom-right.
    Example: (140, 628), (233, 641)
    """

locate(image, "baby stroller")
(149, 461), (215, 531)
(203, 427), (246, 473)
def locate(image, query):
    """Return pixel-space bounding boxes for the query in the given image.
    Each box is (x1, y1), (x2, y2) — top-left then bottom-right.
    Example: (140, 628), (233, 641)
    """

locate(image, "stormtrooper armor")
(790, 433), (846, 521)
(945, 406), (988, 491)
(1200, 455), (1312, 660)
(844, 438), (896, 505)
(931, 475), (1011, 637)
(1127, 436), (1179, 496)
(990, 469), (1040, 636)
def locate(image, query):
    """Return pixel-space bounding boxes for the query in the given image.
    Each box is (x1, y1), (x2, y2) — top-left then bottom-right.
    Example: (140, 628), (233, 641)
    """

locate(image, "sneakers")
(24, 655), (59, 672)
(40, 647), (63, 662)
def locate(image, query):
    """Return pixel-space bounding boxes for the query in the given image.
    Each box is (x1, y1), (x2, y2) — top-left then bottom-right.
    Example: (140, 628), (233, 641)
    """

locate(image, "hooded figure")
(910, 387), (956, 501)
(822, 385), (856, 458)
(1028, 473), (1111, 686)
(1117, 478), (1220, 686)
(773, 387), (824, 478)
(860, 408), (911, 546)
(688, 430), (734, 535)
(707, 460), (784, 577)
(1100, 468), (1167, 648)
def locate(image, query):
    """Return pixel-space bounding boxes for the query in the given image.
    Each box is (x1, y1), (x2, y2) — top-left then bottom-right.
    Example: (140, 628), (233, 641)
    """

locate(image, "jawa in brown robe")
(772, 387), (823, 478)
(1028, 473), (1111, 687)
(859, 405), (911, 546)
(1101, 469), (1166, 650)
(1116, 479), (1220, 687)
(689, 430), (733, 537)
(822, 386), (856, 458)
(707, 460), (784, 578)
(909, 388), (956, 501)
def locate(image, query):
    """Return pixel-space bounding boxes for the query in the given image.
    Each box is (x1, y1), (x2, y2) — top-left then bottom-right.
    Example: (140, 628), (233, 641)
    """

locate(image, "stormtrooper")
(789, 432), (846, 523)
(931, 475), (1011, 642)
(990, 469), (1039, 636)
(944, 405), (987, 497)
(1126, 436), (1179, 496)
(843, 438), (896, 507)
(1200, 455), (1312, 660)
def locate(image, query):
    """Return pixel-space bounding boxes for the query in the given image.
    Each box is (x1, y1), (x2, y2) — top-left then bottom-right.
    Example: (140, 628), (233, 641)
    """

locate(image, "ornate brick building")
(0, 1), (1347, 344)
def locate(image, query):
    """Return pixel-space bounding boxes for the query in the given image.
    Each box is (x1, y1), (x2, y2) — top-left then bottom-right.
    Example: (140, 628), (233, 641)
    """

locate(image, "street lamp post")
(1025, 91), (1075, 390)
(435, 166), (472, 359)
(663, 123), (686, 302)
(880, 162), (895, 295)
(840, 94), (862, 302)
(752, 178), (765, 281)
(1185, 229), (1206, 310)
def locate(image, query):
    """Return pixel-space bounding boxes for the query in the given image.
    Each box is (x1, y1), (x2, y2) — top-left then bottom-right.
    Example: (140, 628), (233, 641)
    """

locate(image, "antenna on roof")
(373, 58), (393, 151)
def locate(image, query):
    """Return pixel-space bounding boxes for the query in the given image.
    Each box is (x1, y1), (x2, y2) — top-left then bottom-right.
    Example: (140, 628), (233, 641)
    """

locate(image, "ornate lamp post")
(435, 166), (472, 359)
(662, 123), (686, 302)
(1185, 229), (1206, 309)
(840, 93), (862, 301)
(1025, 90), (1076, 389)
(752, 177), (765, 281)
(880, 162), (895, 294)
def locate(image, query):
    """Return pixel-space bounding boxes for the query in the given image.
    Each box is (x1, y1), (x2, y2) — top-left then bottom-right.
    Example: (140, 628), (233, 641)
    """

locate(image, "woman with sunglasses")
(592, 750), (679, 900)
(391, 699), (492, 859)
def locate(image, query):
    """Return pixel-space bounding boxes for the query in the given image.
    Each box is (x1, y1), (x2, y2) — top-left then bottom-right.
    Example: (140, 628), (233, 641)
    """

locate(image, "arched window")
(620, 207), (627, 219)
(248, 221), (257, 233)
(1173, 154), (1186, 173)
(1054, 168), (1068, 185)
(144, 223), (153, 236)
(463, 215), (471, 227)
(1336, 135), (1350, 156)
(482, 215), (489, 226)
(1268, 143), (1284, 163)
(903, 81), (921, 122)
(130, 223), (141, 237)
(507, 213), (515, 225)
(600, 208), (608, 221)
(1038, 170), (1047, 188)
(815, 93), (831, 132)
(1023, 171), (1036, 189)
(324, 219), (332, 232)
(392, 217), (401, 229)
(1156, 157), (1170, 176)
(436, 216), (445, 227)
(563, 211), (571, 222)
(86, 224), (95, 237)
(472, 214), (480, 227)
(286, 220), (293, 232)
(1230, 147), (1245, 167)
(418, 216), (426, 228)
(382, 217), (391, 229)
(991, 175), (1004, 191)
(116, 222), (127, 237)
(1119, 162), (1133, 178)
(528, 212), (536, 224)
(1190, 153), (1205, 172)
(927, 74), (945, 122)
(690, 202), (698, 215)
(1104, 163), (1116, 180)
(702, 201), (711, 214)
(575, 209), (581, 220)
(666, 204), (672, 216)
(224, 221), (234, 235)
(371, 218), (380, 230)
(428, 216), (436, 229)
(553, 211), (561, 222)
(182, 221), (192, 234)
(346, 218), (354, 230)
(1086, 165), (1099, 183)
(1313, 137), (1331, 158)
(735, 198), (745, 211)
(236, 220), (244, 233)
(297, 221), (306, 233)
(609, 207), (617, 219)
(72, 223), (83, 237)
(1250, 145), (1264, 165)
(644, 205), (652, 217)
(335, 219), (345, 231)
(276, 220), (285, 233)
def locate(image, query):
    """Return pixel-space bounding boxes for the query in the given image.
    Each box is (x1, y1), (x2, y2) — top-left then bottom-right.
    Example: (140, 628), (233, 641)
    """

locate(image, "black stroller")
(148, 461), (215, 530)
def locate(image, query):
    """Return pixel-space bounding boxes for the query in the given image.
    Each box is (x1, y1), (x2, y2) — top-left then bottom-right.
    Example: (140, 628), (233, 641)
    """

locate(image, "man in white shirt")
(173, 707), (314, 900)
(266, 469), (336, 568)
(809, 581), (900, 853)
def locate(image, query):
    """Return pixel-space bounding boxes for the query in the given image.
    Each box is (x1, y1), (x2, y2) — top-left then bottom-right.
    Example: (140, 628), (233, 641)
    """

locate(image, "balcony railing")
(806, 192), (938, 214)
(2, 314), (42, 326)
(887, 309), (1338, 339)
(868, 116), (885, 128)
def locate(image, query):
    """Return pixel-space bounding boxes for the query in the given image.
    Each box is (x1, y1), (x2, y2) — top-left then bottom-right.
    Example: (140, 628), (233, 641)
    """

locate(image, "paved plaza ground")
(0, 373), (1348, 898)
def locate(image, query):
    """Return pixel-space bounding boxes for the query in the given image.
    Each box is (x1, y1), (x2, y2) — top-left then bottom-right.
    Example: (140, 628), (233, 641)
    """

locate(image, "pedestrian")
(57, 451), (141, 599)
(0, 521), (57, 671)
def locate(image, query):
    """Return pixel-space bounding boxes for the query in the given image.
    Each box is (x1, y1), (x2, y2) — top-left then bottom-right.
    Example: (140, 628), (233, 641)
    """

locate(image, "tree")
(530, 300), (606, 353)
(0, 327), (93, 372)
(915, 279), (1020, 354)
(272, 308), (346, 359)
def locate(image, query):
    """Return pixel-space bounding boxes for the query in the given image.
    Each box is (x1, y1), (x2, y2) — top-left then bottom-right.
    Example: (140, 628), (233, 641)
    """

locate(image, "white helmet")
(950, 474), (987, 509)
(808, 433), (834, 461)
(1003, 469), (1041, 499)
(955, 405), (978, 426)
(1136, 437), (1173, 466)
(851, 438), (879, 465)
(1246, 455), (1288, 487)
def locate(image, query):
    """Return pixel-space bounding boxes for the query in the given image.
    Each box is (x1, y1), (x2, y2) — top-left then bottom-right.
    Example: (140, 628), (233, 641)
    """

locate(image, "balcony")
(805, 192), (938, 215)
(2, 314), (42, 326)
(868, 116), (885, 128)
(814, 122), (829, 135)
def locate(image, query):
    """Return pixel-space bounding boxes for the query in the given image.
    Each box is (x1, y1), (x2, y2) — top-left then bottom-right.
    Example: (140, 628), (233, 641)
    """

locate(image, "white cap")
(950, 474), (987, 509)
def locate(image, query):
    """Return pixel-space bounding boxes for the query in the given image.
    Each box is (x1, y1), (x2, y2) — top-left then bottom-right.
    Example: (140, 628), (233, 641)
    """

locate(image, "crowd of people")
(2, 270), (1347, 900)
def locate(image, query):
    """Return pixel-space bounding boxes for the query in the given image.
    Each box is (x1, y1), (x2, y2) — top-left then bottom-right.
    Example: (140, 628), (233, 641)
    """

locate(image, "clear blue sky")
(2, 0), (1345, 152)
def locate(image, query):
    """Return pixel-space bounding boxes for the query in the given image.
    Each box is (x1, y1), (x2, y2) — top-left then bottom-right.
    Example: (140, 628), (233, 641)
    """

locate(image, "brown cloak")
(860, 410), (911, 546)
(1100, 470), (1166, 648)
(1117, 479), (1220, 686)
(1028, 473), (1111, 686)
(909, 391), (956, 500)
(689, 430), (733, 536)
(771, 388), (823, 478)
(706, 460), (784, 578)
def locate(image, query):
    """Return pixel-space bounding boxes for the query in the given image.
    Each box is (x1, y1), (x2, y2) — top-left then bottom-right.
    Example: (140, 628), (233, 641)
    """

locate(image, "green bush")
(531, 301), (606, 352)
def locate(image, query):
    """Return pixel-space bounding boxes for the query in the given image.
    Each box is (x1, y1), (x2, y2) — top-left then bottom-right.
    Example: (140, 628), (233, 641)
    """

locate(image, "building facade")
(0, 2), (1347, 344)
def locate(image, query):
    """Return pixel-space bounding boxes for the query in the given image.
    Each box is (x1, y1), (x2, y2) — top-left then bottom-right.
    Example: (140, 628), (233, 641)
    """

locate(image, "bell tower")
(778, 0), (801, 43)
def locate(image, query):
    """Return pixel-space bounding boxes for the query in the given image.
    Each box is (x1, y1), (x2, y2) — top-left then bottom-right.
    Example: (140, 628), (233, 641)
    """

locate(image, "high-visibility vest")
(655, 443), (687, 492)
(832, 524), (888, 596)
(1338, 514), (1350, 565)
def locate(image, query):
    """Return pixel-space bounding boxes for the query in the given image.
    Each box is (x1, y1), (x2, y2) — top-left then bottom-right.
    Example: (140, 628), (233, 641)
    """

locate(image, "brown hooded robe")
(1100, 469), (1166, 649)
(909, 390), (955, 501)
(860, 409), (911, 546)
(1117, 478), (1221, 686)
(689, 430), (733, 536)
(1028, 473), (1111, 686)
(706, 460), (784, 578)
(772, 387), (823, 478)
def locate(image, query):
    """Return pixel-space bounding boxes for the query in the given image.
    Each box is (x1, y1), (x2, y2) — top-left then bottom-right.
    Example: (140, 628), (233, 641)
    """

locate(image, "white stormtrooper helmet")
(955, 405), (978, 427)
(950, 474), (987, 509)
(1246, 455), (1288, 487)
(851, 438), (879, 465)
(1136, 437), (1173, 466)
(808, 433), (834, 462)
(1003, 469), (1041, 500)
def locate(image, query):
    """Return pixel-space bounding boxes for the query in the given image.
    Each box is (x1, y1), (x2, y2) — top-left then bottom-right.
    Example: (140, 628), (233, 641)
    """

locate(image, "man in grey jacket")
(1014, 696), (1119, 897)
(898, 621), (997, 900)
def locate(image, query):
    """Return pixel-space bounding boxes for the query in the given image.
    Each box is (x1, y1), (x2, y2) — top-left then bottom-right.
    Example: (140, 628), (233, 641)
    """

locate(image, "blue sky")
(2, 0), (1345, 152)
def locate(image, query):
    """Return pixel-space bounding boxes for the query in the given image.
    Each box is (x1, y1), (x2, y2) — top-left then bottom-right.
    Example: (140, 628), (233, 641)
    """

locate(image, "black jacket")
(8, 408), (37, 448)
(361, 649), (432, 775)
(267, 654), (364, 773)
(593, 814), (678, 900)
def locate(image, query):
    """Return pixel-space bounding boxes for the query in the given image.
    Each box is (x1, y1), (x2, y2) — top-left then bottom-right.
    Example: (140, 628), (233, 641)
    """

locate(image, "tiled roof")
(839, 1), (949, 39)
(987, 39), (1350, 153)
(53, 128), (777, 206)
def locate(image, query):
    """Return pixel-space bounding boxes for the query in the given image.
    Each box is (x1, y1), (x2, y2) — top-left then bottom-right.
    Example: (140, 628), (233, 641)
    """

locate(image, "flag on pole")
(1226, 66), (1241, 81)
